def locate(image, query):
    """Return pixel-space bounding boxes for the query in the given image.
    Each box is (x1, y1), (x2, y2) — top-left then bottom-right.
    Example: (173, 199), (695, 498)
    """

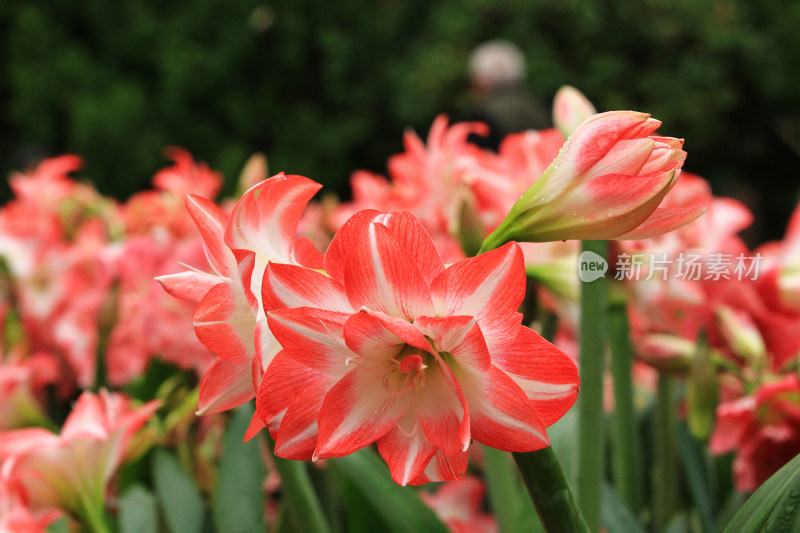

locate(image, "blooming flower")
(710, 374), (800, 491)
(420, 475), (498, 533)
(0, 390), (159, 521)
(157, 173), (322, 436)
(257, 210), (578, 485)
(482, 111), (700, 248)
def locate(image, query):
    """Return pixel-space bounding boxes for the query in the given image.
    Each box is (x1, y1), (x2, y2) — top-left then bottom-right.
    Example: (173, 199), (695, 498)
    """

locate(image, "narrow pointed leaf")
(722, 452), (800, 533)
(601, 483), (646, 533)
(152, 450), (206, 533)
(214, 403), (266, 533)
(331, 448), (449, 533)
(118, 485), (159, 533)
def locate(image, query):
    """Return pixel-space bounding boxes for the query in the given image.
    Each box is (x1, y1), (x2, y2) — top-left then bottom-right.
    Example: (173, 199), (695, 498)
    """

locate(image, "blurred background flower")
(1, 0), (799, 243)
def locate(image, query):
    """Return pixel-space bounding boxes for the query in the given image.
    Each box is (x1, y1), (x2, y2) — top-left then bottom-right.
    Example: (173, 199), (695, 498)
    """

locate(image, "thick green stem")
(653, 374), (679, 531)
(608, 301), (642, 513)
(77, 495), (114, 533)
(513, 447), (590, 533)
(483, 446), (522, 533)
(577, 239), (608, 532)
(267, 435), (332, 533)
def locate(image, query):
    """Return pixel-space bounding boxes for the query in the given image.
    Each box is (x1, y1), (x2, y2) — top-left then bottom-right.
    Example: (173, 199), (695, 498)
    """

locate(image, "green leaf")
(213, 404), (266, 533)
(676, 422), (717, 533)
(722, 452), (800, 533)
(47, 516), (70, 533)
(331, 448), (449, 533)
(118, 485), (159, 533)
(601, 483), (645, 533)
(152, 450), (206, 533)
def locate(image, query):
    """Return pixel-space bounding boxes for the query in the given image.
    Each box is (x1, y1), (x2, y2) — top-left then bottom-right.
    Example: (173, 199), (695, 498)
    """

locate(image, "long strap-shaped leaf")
(331, 448), (449, 533)
(722, 452), (800, 533)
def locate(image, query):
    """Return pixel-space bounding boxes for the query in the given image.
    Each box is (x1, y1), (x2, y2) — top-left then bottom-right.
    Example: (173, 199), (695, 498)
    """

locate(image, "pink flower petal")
(197, 358), (256, 415)
(344, 221), (434, 319)
(225, 174), (322, 266)
(431, 242), (524, 352)
(491, 327), (579, 426)
(155, 270), (220, 303)
(267, 307), (354, 376)
(263, 263), (351, 313)
(314, 369), (411, 458)
(185, 194), (235, 278)
(456, 365), (549, 452)
(615, 206), (707, 240)
(193, 283), (255, 366)
(408, 449), (469, 485)
(377, 414), (438, 486)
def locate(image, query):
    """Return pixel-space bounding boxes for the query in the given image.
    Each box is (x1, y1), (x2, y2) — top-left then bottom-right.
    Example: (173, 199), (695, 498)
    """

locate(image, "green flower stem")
(577, 239), (608, 533)
(513, 447), (590, 533)
(653, 374), (679, 531)
(483, 446), (522, 533)
(77, 493), (114, 533)
(608, 299), (642, 513)
(266, 435), (332, 533)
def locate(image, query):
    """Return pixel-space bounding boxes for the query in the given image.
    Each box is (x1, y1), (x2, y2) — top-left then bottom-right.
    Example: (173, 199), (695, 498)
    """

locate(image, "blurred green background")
(2, 0), (799, 240)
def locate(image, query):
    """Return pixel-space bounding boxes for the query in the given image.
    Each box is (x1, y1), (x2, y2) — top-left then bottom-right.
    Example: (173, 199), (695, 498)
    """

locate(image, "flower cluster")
(5, 86), (800, 533)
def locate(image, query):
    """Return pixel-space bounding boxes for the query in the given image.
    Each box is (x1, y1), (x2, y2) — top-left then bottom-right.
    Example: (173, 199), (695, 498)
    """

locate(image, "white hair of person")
(469, 40), (526, 87)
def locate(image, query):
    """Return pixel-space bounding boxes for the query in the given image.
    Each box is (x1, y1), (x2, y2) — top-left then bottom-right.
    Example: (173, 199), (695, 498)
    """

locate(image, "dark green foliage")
(2, 0), (799, 236)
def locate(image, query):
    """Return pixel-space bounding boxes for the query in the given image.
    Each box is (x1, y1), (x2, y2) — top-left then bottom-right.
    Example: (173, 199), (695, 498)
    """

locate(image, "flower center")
(383, 346), (432, 395)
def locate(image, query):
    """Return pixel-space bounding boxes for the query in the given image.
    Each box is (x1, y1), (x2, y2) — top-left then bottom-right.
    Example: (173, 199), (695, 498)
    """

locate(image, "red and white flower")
(0, 390), (159, 518)
(257, 210), (578, 485)
(483, 111), (699, 248)
(157, 173), (322, 436)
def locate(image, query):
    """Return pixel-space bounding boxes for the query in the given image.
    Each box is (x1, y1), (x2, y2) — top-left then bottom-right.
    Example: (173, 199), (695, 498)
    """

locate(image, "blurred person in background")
(467, 40), (551, 150)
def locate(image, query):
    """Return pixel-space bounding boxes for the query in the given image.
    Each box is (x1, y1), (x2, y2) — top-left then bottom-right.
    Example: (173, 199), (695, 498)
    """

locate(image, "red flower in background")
(710, 375), (800, 491)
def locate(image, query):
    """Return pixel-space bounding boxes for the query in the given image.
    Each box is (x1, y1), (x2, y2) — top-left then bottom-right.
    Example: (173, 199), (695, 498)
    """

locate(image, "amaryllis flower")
(0, 475), (59, 533)
(420, 475), (498, 533)
(482, 111), (701, 249)
(157, 173), (322, 435)
(0, 390), (159, 521)
(257, 210), (578, 485)
(710, 374), (800, 491)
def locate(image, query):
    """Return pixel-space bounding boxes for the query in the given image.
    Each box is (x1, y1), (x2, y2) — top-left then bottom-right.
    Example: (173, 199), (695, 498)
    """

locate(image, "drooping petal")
(456, 365), (549, 452)
(314, 369), (411, 459)
(414, 360), (471, 457)
(377, 413), (438, 486)
(197, 358), (255, 415)
(256, 351), (333, 454)
(615, 206), (707, 240)
(155, 270), (221, 303)
(408, 449), (469, 485)
(193, 283), (256, 366)
(491, 327), (579, 426)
